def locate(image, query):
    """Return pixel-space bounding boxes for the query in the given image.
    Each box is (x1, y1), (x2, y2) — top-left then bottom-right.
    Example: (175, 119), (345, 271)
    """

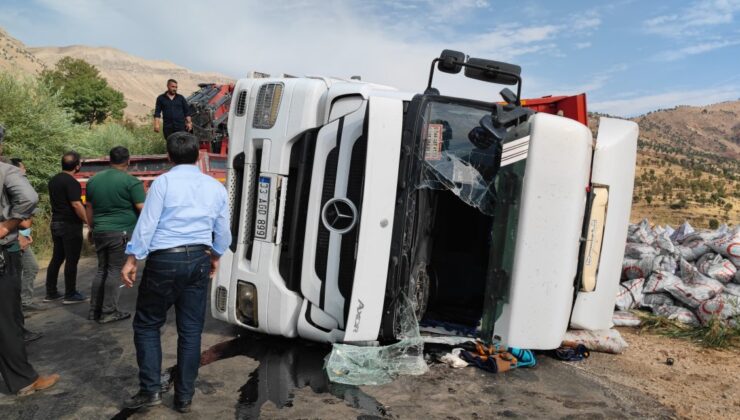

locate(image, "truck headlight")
(252, 83), (283, 129)
(236, 281), (258, 327)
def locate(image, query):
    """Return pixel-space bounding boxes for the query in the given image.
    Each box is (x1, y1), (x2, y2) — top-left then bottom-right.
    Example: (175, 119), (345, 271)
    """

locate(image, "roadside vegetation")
(635, 311), (740, 349)
(0, 58), (164, 257)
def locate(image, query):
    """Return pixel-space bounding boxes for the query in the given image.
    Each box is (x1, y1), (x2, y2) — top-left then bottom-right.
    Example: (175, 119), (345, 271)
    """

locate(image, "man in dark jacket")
(153, 79), (192, 139)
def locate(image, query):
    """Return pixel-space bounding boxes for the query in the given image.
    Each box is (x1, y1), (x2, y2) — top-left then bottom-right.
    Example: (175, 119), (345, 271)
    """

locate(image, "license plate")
(254, 176), (271, 241)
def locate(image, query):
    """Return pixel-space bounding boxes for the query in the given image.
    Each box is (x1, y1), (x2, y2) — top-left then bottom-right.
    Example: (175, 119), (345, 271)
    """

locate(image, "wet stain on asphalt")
(112, 331), (389, 419)
(110, 407), (136, 420)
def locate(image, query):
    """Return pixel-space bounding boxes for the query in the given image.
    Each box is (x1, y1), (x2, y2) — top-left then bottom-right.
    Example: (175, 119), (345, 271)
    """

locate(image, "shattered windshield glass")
(417, 101), (503, 215)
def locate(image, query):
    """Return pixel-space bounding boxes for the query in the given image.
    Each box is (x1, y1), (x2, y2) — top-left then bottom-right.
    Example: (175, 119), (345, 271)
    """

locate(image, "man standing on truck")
(85, 146), (145, 323)
(153, 79), (192, 139)
(121, 132), (230, 413)
(0, 123), (60, 396)
(44, 151), (88, 305)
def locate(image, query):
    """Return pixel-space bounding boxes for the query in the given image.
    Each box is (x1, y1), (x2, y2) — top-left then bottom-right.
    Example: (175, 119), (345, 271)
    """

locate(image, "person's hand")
(87, 229), (94, 244)
(185, 121), (193, 132)
(121, 256), (138, 287)
(0, 224), (10, 240)
(19, 235), (31, 251)
(209, 254), (220, 279)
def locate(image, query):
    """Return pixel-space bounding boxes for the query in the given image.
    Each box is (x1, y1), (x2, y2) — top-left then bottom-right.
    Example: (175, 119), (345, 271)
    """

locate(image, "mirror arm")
(426, 58), (440, 93)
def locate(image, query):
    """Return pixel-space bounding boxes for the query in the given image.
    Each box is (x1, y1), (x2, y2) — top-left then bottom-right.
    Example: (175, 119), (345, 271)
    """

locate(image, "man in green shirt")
(85, 146), (145, 323)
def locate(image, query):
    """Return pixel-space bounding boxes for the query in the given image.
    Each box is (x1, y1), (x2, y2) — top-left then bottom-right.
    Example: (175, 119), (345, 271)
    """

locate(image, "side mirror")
(464, 58), (521, 85)
(437, 50), (466, 74)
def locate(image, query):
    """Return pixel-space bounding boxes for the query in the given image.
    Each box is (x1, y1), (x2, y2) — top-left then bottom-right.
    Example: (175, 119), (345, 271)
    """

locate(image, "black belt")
(150, 244), (209, 256)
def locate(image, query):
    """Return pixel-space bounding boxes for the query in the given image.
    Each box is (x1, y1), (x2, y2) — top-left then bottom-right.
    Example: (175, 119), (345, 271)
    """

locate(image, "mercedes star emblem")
(321, 198), (358, 234)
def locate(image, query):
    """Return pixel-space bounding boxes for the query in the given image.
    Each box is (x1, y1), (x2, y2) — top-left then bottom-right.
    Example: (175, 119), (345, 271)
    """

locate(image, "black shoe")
(98, 311), (131, 324)
(124, 391), (161, 410)
(62, 292), (88, 305)
(174, 399), (192, 413)
(23, 331), (43, 343)
(43, 293), (63, 302)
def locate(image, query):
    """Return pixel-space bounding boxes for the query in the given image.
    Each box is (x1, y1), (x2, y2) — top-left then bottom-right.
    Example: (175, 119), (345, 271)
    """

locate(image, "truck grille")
(278, 130), (317, 294)
(315, 147), (339, 285)
(338, 134), (367, 317)
(313, 114), (368, 315)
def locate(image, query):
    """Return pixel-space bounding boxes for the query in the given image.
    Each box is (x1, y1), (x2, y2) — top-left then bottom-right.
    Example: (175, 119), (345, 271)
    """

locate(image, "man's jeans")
(133, 249), (210, 402)
(91, 231), (129, 315)
(45, 222), (83, 297)
(20, 247), (39, 306)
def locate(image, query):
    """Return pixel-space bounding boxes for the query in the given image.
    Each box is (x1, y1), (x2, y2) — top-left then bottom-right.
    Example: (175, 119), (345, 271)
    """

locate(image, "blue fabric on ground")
(508, 347), (536, 368)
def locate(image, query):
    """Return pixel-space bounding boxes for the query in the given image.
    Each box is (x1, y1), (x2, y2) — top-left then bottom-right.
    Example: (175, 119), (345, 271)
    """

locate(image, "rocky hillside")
(30, 45), (233, 119)
(0, 27), (46, 74)
(592, 100), (739, 227)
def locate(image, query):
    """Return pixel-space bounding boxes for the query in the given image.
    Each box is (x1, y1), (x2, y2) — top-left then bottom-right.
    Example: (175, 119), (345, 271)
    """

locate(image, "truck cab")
(211, 51), (638, 349)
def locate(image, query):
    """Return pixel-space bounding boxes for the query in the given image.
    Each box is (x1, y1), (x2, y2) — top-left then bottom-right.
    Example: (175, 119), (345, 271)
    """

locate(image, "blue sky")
(1, 0), (739, 116)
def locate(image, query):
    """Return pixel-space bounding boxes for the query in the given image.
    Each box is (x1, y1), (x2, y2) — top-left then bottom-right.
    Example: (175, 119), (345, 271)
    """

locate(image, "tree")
(40, 57), (126, 126)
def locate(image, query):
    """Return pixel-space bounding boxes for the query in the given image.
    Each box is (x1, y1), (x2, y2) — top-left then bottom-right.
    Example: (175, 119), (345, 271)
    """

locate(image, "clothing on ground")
(87, 168), (145, 233)
(126, 164), (231, 260)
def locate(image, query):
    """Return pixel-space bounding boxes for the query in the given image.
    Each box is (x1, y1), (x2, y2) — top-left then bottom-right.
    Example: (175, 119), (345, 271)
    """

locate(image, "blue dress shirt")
(126, 164), (231, 260)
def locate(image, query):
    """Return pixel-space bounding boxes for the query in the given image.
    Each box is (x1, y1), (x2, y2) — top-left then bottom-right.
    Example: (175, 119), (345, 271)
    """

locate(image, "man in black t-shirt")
(44, 151), (89, 304)
(153, 79), (192, 140)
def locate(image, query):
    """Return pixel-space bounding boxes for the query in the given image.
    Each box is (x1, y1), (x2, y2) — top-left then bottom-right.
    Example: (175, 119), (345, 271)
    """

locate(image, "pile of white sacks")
(613, 220), (740, 328)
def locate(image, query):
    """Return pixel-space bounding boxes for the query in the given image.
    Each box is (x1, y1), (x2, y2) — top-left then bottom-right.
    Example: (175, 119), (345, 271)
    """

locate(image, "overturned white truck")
(211, 50), (638, 349)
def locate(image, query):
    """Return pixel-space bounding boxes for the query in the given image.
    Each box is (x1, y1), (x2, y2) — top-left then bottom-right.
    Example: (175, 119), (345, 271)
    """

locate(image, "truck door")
(488, 113), (593, 349)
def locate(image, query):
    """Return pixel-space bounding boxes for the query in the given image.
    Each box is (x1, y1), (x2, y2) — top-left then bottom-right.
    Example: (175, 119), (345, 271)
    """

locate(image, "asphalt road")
(0, 257), (675, 419)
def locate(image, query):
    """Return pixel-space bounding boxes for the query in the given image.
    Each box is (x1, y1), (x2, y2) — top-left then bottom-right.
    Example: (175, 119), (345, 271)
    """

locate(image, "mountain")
(621, 100), (739, 226)
(0, 27), (46, 74)
(30, 45), (233, 119)
(0, 26), (736, 226)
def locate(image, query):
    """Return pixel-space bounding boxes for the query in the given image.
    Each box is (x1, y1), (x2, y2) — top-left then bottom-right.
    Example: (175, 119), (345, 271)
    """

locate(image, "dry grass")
(635, 310), (740, 349)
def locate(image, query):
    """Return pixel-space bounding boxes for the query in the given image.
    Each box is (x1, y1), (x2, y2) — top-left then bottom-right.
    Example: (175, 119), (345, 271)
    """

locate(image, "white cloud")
(644, 0), (740, 37)
(590, 85), (740, 117)
(575, 42), (592, 49)
(0, 0), (609, 104)
(550, 63), (629, 95)
(655, 38), (740, 60)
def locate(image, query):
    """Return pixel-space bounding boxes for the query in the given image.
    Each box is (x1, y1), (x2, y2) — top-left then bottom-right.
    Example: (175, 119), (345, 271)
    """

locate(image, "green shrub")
(0, 71), (165, 258)
(76, 123), (166, 156)
(0, 73), (93, 198)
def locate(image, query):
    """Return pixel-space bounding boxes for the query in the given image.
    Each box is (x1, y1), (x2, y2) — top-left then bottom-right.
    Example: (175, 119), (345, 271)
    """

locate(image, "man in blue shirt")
(121, 132), (230, 413)
(153, 79), (192, 140)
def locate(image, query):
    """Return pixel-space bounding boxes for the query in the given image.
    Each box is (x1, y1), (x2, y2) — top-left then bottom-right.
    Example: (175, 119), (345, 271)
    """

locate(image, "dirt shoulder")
(578, 328), (740, 419)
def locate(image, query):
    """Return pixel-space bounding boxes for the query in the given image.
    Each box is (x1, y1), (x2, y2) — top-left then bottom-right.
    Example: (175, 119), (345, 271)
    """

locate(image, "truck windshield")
(416, 100), (503, 215)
